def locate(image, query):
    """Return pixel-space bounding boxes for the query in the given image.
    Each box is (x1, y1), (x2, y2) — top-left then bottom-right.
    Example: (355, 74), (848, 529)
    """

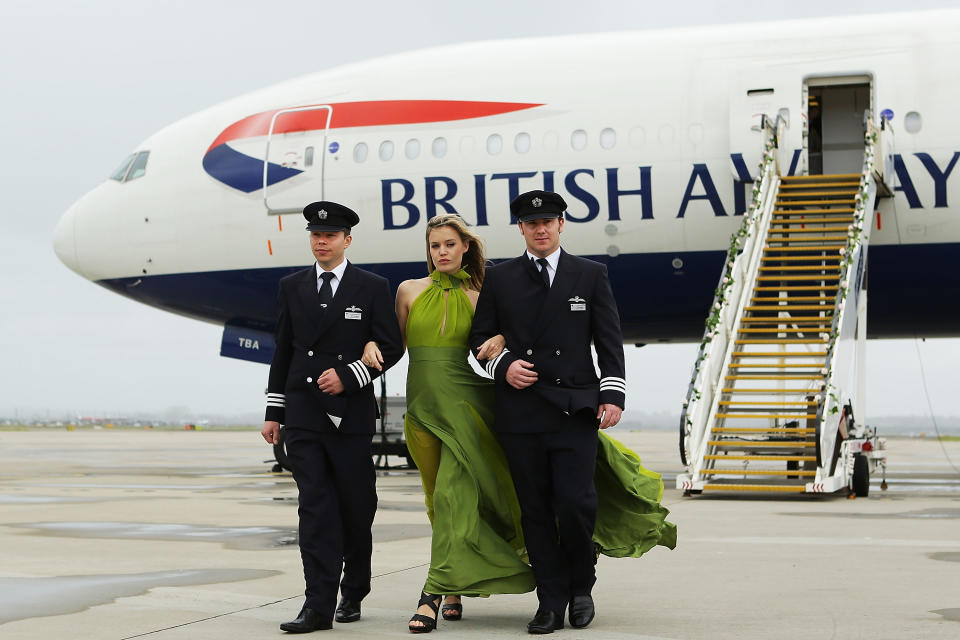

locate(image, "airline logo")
(202, 100), (542, 193)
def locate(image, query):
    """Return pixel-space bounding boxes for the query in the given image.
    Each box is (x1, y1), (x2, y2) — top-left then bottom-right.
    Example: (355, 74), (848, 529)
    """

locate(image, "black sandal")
(441, 595), (462, 621)
(408, 591), (441, 633)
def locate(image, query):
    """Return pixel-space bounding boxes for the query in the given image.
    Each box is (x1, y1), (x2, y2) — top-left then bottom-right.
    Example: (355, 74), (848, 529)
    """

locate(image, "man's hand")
(597, 403), (622, 430)
(505, 359), (538, 390)
(262, 420), (280, 444)
(317, 368), (344, 394)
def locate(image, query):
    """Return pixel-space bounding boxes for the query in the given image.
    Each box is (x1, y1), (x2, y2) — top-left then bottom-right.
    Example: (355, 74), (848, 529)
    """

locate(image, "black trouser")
(284, 428), (377, 619)
(498, 416), (598, 617)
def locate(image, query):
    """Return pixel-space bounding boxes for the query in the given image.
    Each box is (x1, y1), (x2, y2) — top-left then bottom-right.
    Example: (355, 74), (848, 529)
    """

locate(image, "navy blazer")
(264, 262), (403, 433)
(469, 249), (626, 433)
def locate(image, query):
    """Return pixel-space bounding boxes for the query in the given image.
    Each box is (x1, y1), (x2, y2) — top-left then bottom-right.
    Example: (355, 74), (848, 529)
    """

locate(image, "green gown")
(404, 269), (676, 597)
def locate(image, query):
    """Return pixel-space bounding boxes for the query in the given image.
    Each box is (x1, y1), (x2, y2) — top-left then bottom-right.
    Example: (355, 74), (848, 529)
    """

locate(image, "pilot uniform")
(264, 202), (402, 628)
(469, 191), (626, 625)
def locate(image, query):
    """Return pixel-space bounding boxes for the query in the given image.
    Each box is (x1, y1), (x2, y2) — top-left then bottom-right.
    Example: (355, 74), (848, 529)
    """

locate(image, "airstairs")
(677, 116), (888, 496)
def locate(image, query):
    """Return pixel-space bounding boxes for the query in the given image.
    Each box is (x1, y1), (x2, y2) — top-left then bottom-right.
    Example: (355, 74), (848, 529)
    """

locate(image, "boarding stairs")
(677, 116), (887, 495)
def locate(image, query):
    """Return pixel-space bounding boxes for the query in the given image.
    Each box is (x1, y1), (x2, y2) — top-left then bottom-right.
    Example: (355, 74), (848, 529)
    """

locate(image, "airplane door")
(262, 105), (333, 215)
(729, 72), (803, 178)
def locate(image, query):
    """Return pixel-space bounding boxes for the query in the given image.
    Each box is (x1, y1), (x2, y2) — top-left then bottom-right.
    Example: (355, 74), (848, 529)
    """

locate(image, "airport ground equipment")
(677, 116), (887, 495)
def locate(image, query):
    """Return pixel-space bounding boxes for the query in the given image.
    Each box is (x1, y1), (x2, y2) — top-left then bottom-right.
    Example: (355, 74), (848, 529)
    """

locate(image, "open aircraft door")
(262, 105), (333, 215)
(729, 72), (803, 179)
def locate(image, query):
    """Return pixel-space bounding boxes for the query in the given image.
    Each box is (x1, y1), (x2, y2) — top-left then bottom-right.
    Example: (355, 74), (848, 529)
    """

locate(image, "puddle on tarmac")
(15, 521), (433, 548)
(781, 508), (960, 520)
(15, 522), (296, 550)
(0, 568), (277, 625)
(928, 551), (960, 563)
(931, 608), (960, 623)
(0, 494), (91, 504)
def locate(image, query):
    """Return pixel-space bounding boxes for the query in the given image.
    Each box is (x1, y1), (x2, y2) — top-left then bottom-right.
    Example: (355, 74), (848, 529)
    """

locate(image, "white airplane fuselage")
(54, 11), (960, 363)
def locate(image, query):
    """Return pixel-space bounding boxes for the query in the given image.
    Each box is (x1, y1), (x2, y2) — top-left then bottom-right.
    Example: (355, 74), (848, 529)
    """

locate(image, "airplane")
(53, 10), (960, 486)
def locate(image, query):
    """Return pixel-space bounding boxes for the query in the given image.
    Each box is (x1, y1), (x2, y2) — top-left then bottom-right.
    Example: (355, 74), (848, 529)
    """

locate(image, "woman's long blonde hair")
(425, 214), (486, 290)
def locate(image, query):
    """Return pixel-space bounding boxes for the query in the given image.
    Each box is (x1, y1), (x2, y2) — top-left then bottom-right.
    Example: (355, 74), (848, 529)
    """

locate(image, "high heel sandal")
(408, 591), (441, 633)
(441, 595), (462, 621)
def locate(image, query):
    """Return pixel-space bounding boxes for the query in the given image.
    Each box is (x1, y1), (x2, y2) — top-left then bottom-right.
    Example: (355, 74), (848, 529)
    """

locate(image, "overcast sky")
(1, 0), (957, 424)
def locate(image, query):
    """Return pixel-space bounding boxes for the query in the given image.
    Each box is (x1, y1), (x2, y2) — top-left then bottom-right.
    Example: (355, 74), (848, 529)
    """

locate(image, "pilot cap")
(303, 201), (360, 232)
(511, 190), (567, 222)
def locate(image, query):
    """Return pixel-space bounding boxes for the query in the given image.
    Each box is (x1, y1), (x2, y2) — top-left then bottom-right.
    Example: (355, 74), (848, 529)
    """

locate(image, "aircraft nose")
(53, 202), (82, 276)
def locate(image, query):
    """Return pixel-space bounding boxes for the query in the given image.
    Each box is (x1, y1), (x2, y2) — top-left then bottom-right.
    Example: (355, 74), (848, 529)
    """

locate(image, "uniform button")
(526, 349), (533, 356)
(306, 377), (313, 383)
(555, 350), (561, 356)
(307, 350), (314, 357)
(556, 378), (561, 384)
(337, 354), (343, 360)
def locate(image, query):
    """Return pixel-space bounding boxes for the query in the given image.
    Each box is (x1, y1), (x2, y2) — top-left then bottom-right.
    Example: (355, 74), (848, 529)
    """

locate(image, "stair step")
(762, 245), (846, 252)
(712, 426), (816, 432)
(718, 401), (819, 407)
(777, 190), (858, 197)
(708, 440), (816, 448)
(702, 484), (807, 492)
(745, 304), (834, 311)
(755, 276), (841, 283)
(761, 255), (843, 262)
(780, 181), (859, 189)
(736, 329), (830, 335)
(701, 468), (817, 476)
(705, 454), (817, 461)
(729, 362), (826, 367)
(781, 173), (860, 180)
(768, 226), (852, 234)
(766, 236), (851, 243)
(715, 413), (819, 419)
(748, 299), (835, 305)
(753, 285), (838, 292)
(774, 199), (855, 206)
(758, 265), (842, 272)
(731, 351), (827, 357)
(773, 208), (856, 215)
(734, 340), (828, 345)
(721, 388), (821, 394)
(771, 217), (855, 225)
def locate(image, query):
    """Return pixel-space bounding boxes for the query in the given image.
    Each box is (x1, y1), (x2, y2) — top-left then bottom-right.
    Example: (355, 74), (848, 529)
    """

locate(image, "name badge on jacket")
(345, 305), (362, 320)
(569, 296), (586, 311)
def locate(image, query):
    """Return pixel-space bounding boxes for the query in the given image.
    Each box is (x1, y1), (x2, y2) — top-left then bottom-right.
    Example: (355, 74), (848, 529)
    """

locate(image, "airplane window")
(515, 132), (531, 153)
(304, 146), (314, 167)
(353, 142), (368, 163)
(486, 134), (502, 155)
(432, 137), (447, 158)
(405, 138), (421, 160)
(379, 140), (394, 161)
(125, 151), (150, 181)
(600, 128), (616, 149)
(109, 153), (136, 181)
(571, 129), (587, 150)
(904, 111), (922, 134)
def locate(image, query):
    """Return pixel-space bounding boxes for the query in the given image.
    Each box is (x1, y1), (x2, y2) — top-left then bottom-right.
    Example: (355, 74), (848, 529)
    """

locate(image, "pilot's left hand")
(597, 403), (622, 429)
(318, 368), (344, 394)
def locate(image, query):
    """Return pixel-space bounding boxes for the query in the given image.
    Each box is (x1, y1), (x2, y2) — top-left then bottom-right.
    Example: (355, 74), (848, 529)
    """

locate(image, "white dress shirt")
(526, 248), (560, 286)
(315, 259), (348, 297)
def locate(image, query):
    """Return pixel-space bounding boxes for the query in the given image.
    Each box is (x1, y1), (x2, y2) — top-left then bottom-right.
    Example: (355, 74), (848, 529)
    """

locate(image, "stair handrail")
(813, 117), (878, 467)
(679, 116), (781, 466)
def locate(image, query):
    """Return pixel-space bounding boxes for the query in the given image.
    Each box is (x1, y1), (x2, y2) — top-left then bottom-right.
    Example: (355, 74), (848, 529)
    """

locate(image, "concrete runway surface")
(0, 428), (957, 639)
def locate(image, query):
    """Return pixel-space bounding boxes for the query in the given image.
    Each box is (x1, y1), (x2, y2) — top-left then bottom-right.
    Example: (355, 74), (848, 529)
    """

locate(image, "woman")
(363, 214), (676, 633)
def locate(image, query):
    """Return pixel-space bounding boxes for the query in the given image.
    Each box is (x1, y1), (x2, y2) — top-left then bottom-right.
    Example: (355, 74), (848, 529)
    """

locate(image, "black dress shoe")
(569, 594), (595, 629)
(280, 607), (332, 633)
(527, 609), (564, 634)
(335, 597), (361, 623)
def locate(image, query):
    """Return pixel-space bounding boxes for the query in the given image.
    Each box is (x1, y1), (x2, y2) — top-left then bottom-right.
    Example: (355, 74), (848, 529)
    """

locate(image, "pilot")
(261, 201), (403, 633)
(469, 190), (626, 634)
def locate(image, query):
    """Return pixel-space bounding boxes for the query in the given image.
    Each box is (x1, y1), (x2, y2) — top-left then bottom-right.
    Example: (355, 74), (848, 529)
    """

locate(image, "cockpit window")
(126, 151), (150, 181)
(109, 154), (136, 181)
(108, 151), (150, 182)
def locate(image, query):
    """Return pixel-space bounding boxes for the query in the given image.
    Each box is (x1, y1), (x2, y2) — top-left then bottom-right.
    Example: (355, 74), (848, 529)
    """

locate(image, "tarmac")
(0, 427), (958, 639)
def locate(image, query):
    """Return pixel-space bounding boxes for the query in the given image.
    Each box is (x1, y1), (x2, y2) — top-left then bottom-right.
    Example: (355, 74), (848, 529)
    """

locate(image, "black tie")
(535, 258), (550, 288)
(318, 271), (334, 309)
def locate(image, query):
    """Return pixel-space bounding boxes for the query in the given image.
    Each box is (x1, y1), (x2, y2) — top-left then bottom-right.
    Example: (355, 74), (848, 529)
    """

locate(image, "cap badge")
(318, 209), (328, 220)
(532, 197), (542, 208)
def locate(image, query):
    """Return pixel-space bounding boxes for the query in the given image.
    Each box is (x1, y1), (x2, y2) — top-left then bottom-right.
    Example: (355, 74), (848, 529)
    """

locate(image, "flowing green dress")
(404, 269), (676, 596)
